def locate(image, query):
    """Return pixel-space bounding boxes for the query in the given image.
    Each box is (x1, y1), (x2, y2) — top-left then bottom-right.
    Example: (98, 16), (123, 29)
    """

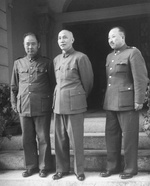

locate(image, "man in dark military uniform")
(100, 27), (148, 179)
(11, 33), (55, 177)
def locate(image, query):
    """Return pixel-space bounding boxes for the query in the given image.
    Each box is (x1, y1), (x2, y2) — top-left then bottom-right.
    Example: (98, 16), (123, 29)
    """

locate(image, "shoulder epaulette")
(128, 46), (136, 49)
(16, 57), (23, 60)
(42, 56), (50, 60)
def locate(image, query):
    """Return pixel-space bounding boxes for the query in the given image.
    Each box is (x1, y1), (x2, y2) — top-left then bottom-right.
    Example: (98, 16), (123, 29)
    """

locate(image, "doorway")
(65, 16), (147, 110)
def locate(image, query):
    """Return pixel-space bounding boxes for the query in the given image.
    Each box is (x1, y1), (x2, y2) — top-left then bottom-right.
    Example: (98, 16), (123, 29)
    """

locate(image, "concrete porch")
(0, 109), (150, 185)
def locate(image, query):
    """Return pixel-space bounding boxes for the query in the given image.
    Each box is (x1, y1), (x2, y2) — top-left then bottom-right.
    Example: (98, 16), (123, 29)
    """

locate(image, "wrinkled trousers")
(105, 110), (139, 174)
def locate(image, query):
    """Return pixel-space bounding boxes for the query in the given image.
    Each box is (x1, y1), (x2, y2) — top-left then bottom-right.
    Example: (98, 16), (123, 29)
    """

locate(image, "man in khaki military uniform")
(100, 27), (148, 179)
(52, 30), (93, 181)
(11, 33), (55, 177)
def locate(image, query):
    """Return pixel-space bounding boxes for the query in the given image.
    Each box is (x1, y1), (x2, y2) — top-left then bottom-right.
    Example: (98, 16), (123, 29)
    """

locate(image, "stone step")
(0, 149), (150, 171)
(1, 132), (150, 151)
(50, 116), (106, 133)
(0, 170), (149, 186)
(50, 111), (146, 133)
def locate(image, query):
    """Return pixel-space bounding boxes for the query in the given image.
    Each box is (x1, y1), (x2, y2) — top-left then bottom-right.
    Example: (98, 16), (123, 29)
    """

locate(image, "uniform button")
(30, 74), (32, 77)
(29, 83), (32, 85)
(29, 92), (31, 94)
(30, 67), (33, 69)
(109, 76), (112, 78)
(108, 84), (111, 86)
(128, 87), (131, 90)
(110, 68), (112, 70)
(112, 60), (114, 62)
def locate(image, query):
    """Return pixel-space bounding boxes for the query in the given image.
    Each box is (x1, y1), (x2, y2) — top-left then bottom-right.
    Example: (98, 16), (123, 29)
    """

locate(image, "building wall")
(0, 0), (9, 84)
(1, 0), (149, 89)
(0, 0), (40, 84)
(11, 0), (38, 61)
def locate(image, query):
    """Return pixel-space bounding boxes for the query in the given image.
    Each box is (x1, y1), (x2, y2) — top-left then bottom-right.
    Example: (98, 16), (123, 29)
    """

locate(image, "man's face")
(23, 35), (40, 58)
(58, 30), (73, 52)
(108, 28), (124, 49)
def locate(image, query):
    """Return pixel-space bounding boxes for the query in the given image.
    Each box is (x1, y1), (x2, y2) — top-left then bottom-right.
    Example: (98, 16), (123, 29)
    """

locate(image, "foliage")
(0, 83), (18, 142)
(143, 83), (150, 138)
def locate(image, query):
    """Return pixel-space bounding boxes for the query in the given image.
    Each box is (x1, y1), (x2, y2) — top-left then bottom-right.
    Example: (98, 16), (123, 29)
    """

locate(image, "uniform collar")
(62, 48), (74, 58)
(114, 44), (127, 55)
(26, 54), (40, 62)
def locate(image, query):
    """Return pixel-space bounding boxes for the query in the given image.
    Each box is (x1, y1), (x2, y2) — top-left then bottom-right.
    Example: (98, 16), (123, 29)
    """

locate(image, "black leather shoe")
(119, 173), (137, 179)
(22, 168), (38, 177)
(100, 170), (119, 177)
(52, 172), (69, 180)
(100, 171), (112, 177)
(76, 174), (85, 181)
(39, 169), (48, 177)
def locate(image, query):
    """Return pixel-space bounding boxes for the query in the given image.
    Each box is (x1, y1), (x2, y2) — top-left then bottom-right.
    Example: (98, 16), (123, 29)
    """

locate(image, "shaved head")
(58, 30), (74, 52)
(58, 30), (74, 40)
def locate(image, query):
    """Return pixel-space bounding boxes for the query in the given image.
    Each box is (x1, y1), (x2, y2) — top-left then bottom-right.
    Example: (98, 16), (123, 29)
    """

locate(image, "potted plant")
(143, 82), (150, 138)
(0, 83), (20, 144)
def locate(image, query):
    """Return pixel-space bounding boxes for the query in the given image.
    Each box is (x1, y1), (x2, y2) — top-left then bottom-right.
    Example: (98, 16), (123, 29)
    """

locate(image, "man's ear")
(38, 43), (40, 48)
(72, 38), (75, 43)
(121, 33), (125, 40)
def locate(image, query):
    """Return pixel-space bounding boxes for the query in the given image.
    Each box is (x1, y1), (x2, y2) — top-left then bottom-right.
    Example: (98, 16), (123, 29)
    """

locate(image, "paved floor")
(0, 171), (150, 186)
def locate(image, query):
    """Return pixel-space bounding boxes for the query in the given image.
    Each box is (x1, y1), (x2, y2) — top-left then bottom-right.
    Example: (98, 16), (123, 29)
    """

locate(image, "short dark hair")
(23, 32), (40, 43)
(111, 26), (126, 37)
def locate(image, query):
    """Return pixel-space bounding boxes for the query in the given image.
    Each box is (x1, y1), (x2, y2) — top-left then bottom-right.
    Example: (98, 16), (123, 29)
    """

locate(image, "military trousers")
(20, 114), (52, 170)
(54, 113), (84, 175)
(105, 110), (139, 174)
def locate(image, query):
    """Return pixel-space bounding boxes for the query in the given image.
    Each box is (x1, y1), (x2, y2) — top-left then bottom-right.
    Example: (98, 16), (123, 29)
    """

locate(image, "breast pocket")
(116, 60), (128, 73)
(36, 67), (47, 73)
(65, 64), (78, 79)
(36, 67), (47, 79)
(18, 69), (29, 82)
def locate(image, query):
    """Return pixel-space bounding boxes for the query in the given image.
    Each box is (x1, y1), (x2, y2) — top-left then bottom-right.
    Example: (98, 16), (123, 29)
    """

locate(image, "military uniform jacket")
(11, 55), (55, 116)
(53, 48), (93, 114)
(103, 44), (148, 111)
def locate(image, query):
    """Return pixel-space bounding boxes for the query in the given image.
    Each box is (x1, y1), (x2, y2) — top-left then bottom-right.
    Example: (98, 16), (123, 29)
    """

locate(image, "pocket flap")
(70, 89), (85, 96)
(119, 85), (133, 91)
(19, 69), (28, 73)
(41, 94), (50, 98)
(117, 59), (128, 65)
(36, 68), (47, 73)
(55, 65), (60, 71)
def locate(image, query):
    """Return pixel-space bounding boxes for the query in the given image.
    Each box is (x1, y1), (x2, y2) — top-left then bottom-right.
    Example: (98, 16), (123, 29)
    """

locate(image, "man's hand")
(134, 103), (143, 111)
(12, 105), (18, 113)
